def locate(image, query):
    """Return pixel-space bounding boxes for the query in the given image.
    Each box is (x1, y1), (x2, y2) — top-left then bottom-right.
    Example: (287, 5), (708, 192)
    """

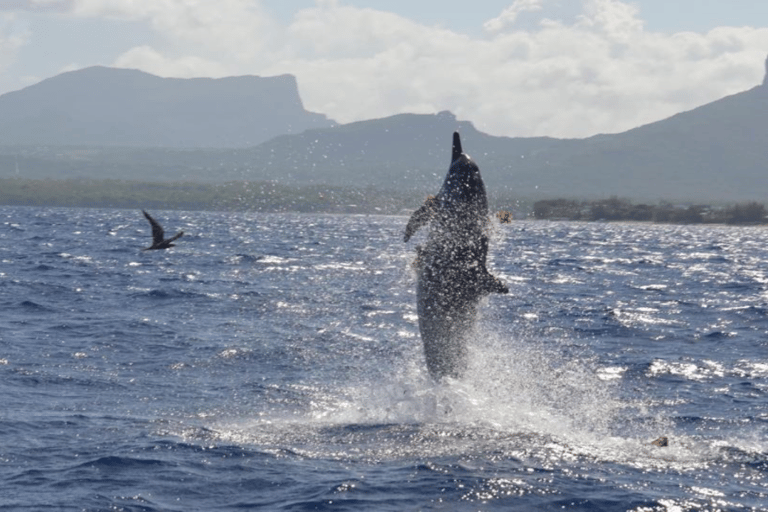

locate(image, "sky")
(1, 0), (768, 138)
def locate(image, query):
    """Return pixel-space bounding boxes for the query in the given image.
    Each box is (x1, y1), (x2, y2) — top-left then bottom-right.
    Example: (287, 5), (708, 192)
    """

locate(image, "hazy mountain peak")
(4, 57), (768, 203)
(0, 66), (335, 148)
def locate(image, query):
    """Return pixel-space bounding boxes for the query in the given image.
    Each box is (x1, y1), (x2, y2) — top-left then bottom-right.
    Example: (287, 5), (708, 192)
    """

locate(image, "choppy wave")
(1, 207), (767, 511)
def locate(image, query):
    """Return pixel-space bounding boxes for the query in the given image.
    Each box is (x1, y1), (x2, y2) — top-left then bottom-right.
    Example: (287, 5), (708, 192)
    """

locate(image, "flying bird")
(142, 210), (183, 250)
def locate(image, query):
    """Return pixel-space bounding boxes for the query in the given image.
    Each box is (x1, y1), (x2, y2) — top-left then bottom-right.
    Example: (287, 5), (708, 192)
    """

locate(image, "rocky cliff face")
(0, 66), (336, 147)
(763, 54), (768, 85)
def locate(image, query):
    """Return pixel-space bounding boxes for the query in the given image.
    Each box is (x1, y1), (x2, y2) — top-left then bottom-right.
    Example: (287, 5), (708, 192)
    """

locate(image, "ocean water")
(1, 206), (766, 511)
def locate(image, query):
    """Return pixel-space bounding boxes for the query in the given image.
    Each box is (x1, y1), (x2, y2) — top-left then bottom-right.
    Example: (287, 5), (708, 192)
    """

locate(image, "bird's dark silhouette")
(142, 210), (183, 250)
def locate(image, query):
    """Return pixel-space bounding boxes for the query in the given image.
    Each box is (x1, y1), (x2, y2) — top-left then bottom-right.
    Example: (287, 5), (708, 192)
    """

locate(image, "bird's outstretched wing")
(167, 231), (184, 244)
(142, 210), (165, 245)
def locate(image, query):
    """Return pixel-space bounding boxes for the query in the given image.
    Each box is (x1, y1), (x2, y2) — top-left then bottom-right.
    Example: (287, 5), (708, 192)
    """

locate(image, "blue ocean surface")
(1, 206), (766, 511)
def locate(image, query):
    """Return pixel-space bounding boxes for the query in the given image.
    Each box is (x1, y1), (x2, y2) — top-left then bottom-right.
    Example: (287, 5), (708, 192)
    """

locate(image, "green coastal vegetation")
(0, 177), (431, 214)
(2, 177), (766, 226)
(0, 176), (532, 216)
(532, 197), (767, 225)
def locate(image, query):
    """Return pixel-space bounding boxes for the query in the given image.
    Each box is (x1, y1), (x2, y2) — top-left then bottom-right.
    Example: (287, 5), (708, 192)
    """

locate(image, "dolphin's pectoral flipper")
(474, 234), (508, 294)
(479, 267), (509, 295)
(473, 233), (491, 262)
(404, 196), (438, 242)
(466, 236), (508, 294)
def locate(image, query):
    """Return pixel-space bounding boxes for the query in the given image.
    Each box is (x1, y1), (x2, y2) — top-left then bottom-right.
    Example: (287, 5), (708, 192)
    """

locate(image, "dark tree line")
(0, 177), (425, 214)
(532, 197), (767, 225)
(0, 177), (528, 216)
(3, 176), (765, 226)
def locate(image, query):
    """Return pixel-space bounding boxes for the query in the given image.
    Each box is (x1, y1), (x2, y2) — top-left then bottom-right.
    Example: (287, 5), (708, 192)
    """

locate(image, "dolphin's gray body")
(404, 132), (508, 380)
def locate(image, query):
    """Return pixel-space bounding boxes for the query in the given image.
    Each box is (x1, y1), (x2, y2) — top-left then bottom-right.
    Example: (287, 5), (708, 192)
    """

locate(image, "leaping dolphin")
(404, 132), (508, 380)
(142, 210), (183, 250)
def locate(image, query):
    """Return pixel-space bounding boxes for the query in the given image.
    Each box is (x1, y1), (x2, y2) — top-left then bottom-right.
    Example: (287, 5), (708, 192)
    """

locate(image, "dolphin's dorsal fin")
(452, 132), (462, 163)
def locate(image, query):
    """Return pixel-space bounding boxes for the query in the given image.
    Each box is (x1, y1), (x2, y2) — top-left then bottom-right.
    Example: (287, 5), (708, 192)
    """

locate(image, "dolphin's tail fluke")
(452, 131), (462, 163)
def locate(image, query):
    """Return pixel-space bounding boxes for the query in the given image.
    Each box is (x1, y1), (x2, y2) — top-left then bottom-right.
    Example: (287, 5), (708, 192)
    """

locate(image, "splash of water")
(194, 320), (692, 467)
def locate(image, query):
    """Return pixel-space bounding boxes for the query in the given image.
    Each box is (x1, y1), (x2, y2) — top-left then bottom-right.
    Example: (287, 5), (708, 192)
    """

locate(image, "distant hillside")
(2, 60), (768, 204)
(236, 111), (570, 190)
(234, 74), (768, 203)
(0, 111), (570, 198)
(534, 82), (768, 201)
(0, 66), (335, 147)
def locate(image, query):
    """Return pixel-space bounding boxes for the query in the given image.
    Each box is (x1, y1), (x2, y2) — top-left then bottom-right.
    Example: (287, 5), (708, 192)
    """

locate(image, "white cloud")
(484, 0), (545, 33)
(112, 45), (229, 78)
(19, 0), (768, 138)
(0, 1), (69, 11)
(272, 0), (768, 137)
(577, 0), (644, 41)
(71, 0), (278, 73)
(0, 12), (29, 71)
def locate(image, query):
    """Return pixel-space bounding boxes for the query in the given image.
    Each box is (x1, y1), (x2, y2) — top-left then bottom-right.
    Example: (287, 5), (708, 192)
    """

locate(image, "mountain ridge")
(0, 66), (336, 147)
(2, 64), (768, 203)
